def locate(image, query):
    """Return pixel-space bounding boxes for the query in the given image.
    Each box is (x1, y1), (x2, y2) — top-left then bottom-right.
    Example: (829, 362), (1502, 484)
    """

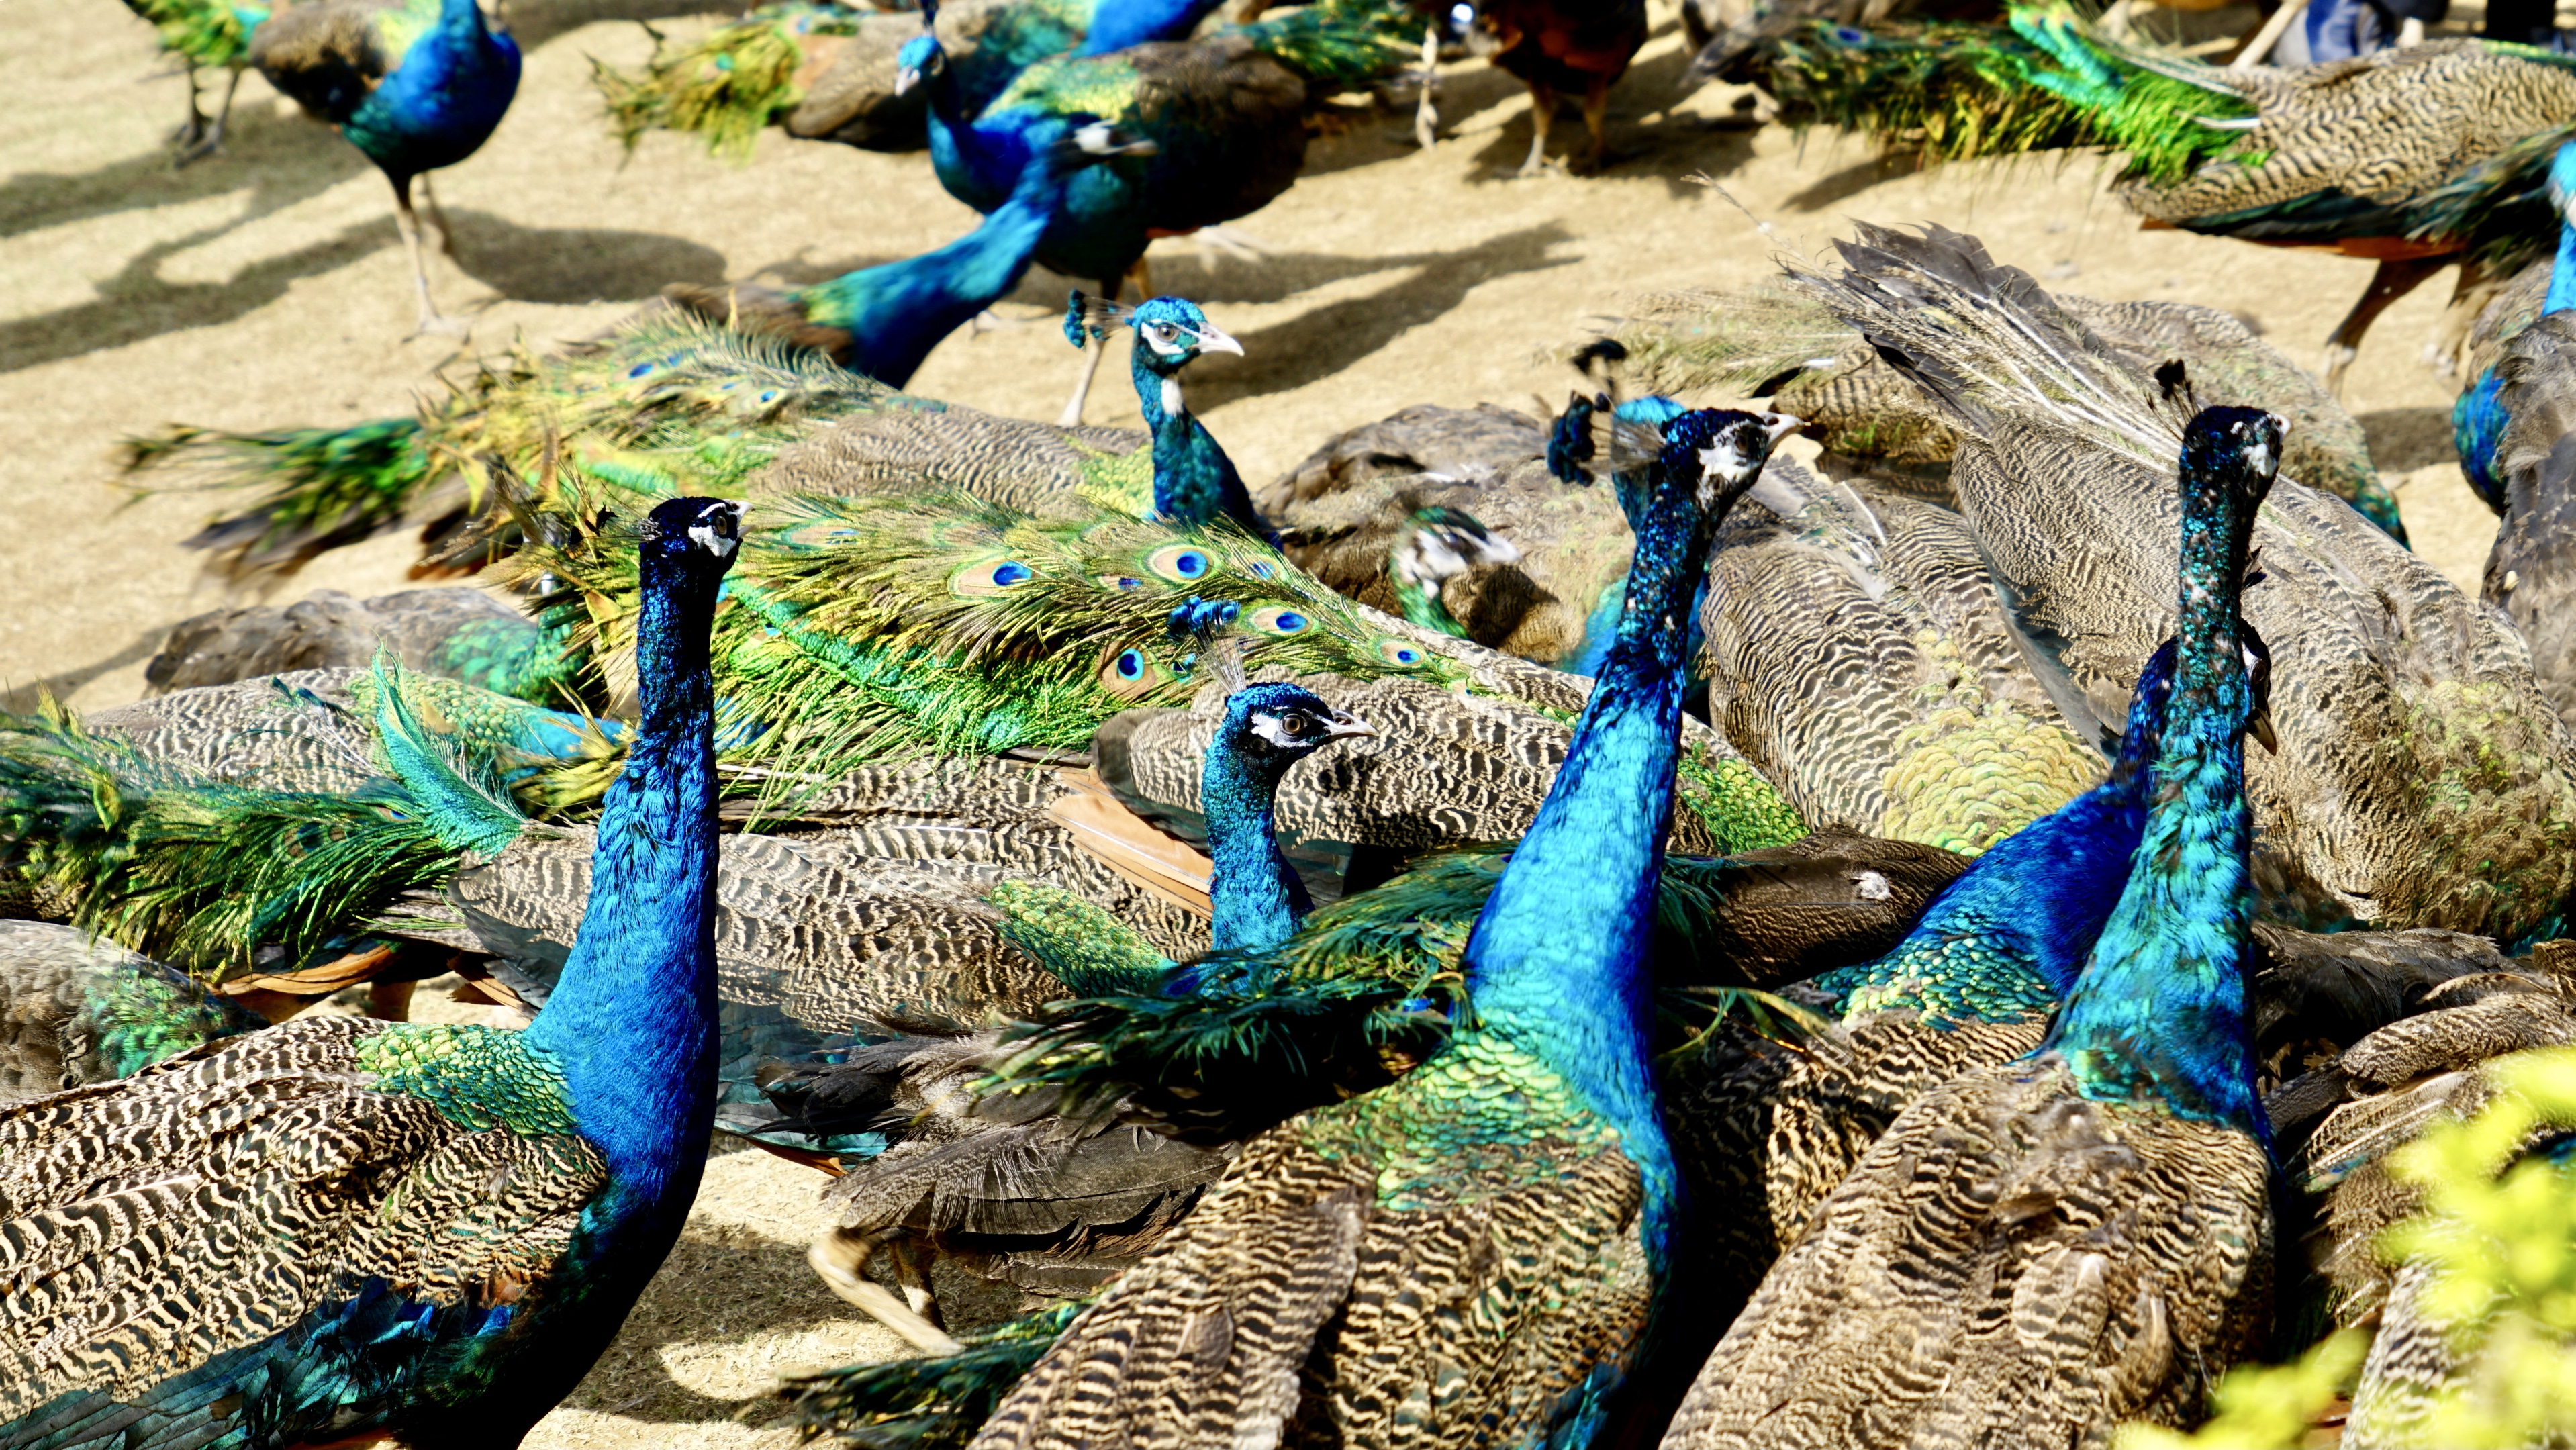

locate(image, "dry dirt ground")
(1, 0), (2513, 1439)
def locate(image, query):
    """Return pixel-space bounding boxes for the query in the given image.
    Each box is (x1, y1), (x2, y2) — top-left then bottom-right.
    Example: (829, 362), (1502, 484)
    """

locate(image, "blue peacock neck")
(2044, 410), (2273, 1141)
(1134, 354), (1268, 537)
(1459, 415), (1760, 1258)
(2544, 200), (2576, 316)
(1076, 0), (1226, 54)
(522, 521), (725, 1204)
(1200, 726), (1311, 953)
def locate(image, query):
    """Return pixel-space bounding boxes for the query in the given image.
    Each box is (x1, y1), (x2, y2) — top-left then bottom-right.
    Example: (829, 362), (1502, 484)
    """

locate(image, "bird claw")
(168, 122), (223, 168)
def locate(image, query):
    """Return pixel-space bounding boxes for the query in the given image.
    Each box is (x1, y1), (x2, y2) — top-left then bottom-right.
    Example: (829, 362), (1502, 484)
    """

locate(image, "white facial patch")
(688, 504), (741, 558)
(2240, 435), (2274, 479)
(1161, 376), (1186, 418)
(1075, 122), (1120, 154)
(1247, 711), (1306, 748)
(1696, 430), (1758, 500)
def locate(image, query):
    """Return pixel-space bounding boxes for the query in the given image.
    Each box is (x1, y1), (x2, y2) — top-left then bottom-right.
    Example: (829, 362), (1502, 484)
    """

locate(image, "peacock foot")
(169, 119), (224, 168)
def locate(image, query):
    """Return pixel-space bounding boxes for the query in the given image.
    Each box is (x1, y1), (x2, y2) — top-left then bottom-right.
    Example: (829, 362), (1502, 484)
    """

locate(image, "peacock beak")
(1192, 326), (1245, 358)
(1758, 412), (1803, 447)
(894, 66), (920, 95)
(1321, 711), (1376, 739)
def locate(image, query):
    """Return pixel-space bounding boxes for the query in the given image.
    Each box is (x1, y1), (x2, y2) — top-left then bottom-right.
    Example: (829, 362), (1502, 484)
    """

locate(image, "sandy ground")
(0, 0), (2516, 1439)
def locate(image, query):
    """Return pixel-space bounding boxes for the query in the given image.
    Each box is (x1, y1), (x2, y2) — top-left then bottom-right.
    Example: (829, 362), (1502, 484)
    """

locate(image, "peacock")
(1797, 221), (2576, 944)
(2483, 312), (2576, 734)
(1662, 405), (2281, 1449)
(959, 406), (1793, 1447)
(1605, 276), (2407, 540)
(120, 0), (255, 163)
(595, 0), (1229, 160)
(2452, 137), (2576, 514)
(662, 116), (1159, 389)
(1059, 291), (1264, 534)
(247, 0), (522, 336)
(1387, 504), (1521, 635)
(1453, 0), (1649, 175)
(899, 0), (1421, 422)
(0, 493), (741, 1448)
(1735, 8), (2576, 389)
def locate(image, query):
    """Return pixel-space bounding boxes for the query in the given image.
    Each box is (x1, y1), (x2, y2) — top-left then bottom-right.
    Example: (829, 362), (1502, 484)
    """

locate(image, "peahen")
(1737, 9), (2576, 389)
(899, 0), (1420, 422)
(663, 116), (1158, 389)
(1797, 220), (2576, 942)
(1605, 277), (2406, 540)
(1454, 0), (1648, 175)
(248, 0), (522, 336)
(0, 493), (741, 1448)
(2452, 137), (2576, 514)
(121, 0), (254, 162)
(597, 0), (1229, 160)
(961, 407), (1793, 1447)
(1662, 405), (2281, 1449)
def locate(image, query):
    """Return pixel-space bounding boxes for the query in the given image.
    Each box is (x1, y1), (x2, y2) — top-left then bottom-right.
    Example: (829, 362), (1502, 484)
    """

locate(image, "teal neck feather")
(522, 520), (726, 1207)
(1202, 722), (1310, 953)
(1458, 414), (1752, 1263)
(1133, 351), (1270, 539)
(2546, 209), (2576, 315)
(2043, 410), (2271, 1142)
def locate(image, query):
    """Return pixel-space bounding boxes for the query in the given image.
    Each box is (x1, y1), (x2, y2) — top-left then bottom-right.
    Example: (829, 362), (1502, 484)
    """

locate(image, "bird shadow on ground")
(0, 633), (164, 714)
(1777, 149), (1928, 213)
(1176, 223), (1577, 407)
(445, 209), (729, 302)
(2359, 405), (2460, 473)
(0, 102), (368, 246)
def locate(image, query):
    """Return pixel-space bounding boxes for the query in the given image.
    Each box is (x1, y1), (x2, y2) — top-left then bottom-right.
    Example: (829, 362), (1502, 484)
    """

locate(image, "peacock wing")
(0, 1015), (606, 1445)
(1663, 1054), (2272, 1449)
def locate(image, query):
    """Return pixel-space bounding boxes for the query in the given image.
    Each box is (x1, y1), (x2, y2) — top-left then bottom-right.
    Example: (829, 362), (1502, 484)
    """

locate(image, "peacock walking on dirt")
(0, 493), (741, 1449)
(2453, 138), (2576, 513)
(961, 407), (1792, 1448)
(901, 0), (1421, 422)
(1663, 405), (2281, 1449)
(597, 0), (1229, 159)
(120, 0), (256, 163)
(1737, 8), (2576, 389)
(663, 116), (1158, 389)
(1799, 221), (2576, 944)
(248, 0), (521, 336)
(1453, 0), (1648, 175)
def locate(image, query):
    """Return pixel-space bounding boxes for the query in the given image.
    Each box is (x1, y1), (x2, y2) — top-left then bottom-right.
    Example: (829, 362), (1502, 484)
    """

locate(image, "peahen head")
(1214, 681), (1373, 784)
(893, 32), (946, 95)
(1392, 506), (1519, 594)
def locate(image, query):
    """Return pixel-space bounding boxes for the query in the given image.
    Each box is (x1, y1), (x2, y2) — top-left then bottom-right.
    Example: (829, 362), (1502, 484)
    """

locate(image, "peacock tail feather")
(592, 4), (855, 160)
(124, 0), (256, 68)
(1225, 0), (1423, 89)
(785, 1300), (1092, 1447)
(1874, 630), (2100, 854)
(988, 879), (1172, 996)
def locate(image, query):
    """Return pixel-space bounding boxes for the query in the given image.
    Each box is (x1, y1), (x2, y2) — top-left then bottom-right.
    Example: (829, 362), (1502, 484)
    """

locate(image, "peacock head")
(1218, 681), (1374, 777)
(1393, 505), (1519, 591)
(637, 497), (746, 583)
(2550, 136), (2576, 226)
(1625, 409), (1798, 537)
(1123, 296), (1243, 379)
(893, 32), (945, 94)
(2178, 405), (2282, 522)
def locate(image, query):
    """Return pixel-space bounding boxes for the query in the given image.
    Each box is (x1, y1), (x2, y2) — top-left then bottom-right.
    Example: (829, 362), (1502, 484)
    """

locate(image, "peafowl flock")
(0, 494), (741, 1449)
(248, 0), (522, 336)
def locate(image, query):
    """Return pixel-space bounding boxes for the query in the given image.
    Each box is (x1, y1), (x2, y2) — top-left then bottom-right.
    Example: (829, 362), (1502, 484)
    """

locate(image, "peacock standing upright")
(898, 0), (1420, 422)
(1737, 9), (2576, 389)
(1662, 405), (2281, 1449)
(663, 117), (1158, 388)
(963, 407), (1793, 1447)
(1454, 0), (1649, 175)
(2453, 138), (2576, 513)
(1060, 292), (1266, 532)
(596, 0), (1229, 159)
(1799, 221), (2576, 943)
(121, 0), (255, 162)
(248, 0), (522, 336)
(0, 493), (741, 1448)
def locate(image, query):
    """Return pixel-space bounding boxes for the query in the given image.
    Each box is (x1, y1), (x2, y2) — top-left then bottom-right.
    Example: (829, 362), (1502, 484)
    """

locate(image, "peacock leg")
(2320, 254), (2452, 395)
(1414, 23), (1441, 150)
(174, 65), (238, 167)
(886, 1230), (946, 1329)
(171, 60), (208, 156)
(392, 175), (469, 338)
(808, 1227), (966, 1354)
(1578, 73), (1613, 173)
(1059, 271), (1129, 427)
(1515, 81), (1557, 179)
(418, 173), (461, 259)
(2426, 255), (2493, 375)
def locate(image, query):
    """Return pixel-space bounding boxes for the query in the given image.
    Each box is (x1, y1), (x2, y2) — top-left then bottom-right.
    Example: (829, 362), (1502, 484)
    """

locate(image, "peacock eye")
(1374, 639), (1425, 667)
(1280, 712), (1312, 736)
(1246, 605), (1309, 635)
(950, 557), (1035, 597)
(1116, 650), (1145, 679)
(1147, 544), (1216, 582)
